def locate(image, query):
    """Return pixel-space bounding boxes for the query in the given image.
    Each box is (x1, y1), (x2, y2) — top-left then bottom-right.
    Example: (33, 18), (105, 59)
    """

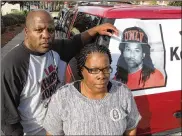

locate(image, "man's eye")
(135, 50), (140, 52)
(125, 48), (130, 51)
(36, 29), (43, 32)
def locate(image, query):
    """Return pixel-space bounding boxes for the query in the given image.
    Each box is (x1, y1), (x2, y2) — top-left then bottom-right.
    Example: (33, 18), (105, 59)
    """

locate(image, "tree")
(168, 1), (182, 6)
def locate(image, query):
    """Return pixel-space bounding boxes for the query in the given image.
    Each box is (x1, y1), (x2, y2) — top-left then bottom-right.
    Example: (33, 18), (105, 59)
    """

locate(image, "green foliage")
(23, 10), (28, 16)
(168, 1), (182, 6)
(150, 0), (157, 5)
(2, 11), (26, 27)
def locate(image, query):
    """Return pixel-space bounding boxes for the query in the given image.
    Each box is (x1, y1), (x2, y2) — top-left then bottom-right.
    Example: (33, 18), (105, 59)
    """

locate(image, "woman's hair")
(115, 43), (155, 87)
(75, 43), (112, 79)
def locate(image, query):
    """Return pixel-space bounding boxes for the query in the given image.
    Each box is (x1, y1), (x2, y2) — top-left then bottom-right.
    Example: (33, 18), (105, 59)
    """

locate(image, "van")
(55, 3), (181, 135)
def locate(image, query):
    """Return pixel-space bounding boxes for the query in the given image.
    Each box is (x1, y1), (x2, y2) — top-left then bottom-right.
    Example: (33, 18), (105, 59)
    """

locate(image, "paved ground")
(171, 132), (181, 136)
(1, 30), (24, 59)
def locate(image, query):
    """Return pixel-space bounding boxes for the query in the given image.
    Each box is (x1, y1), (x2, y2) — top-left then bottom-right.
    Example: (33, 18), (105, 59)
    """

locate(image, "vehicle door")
(97, 17), (181, 135)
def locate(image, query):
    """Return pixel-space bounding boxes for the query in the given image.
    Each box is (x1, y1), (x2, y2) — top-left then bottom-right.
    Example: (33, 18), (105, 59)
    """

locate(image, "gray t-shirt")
(43, 80), (141, 135)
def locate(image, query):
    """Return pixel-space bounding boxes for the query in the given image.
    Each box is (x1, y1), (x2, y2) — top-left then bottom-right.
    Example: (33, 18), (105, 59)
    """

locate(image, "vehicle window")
(60, 10), (69, 28)
(70, 12), (101, 36)
(67, 13), (101, 83)
(60, 10), (74, 38)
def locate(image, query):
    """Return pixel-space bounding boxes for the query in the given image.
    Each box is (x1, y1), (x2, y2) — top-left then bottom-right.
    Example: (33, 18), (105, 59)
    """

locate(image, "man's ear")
(24, 27), (28, 37)
(143, 53), (145, 59)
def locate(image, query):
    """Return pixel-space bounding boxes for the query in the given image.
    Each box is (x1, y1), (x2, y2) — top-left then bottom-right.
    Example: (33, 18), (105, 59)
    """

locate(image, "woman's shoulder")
(54, 82), (77, 97)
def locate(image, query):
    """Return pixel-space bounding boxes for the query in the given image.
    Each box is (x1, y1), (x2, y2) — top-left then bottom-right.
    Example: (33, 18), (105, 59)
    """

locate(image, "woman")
(43, 43), (141, 135)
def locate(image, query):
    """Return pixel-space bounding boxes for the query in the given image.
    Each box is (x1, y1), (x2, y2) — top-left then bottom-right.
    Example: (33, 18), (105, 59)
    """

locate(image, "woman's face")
(82, 52), (111, 93)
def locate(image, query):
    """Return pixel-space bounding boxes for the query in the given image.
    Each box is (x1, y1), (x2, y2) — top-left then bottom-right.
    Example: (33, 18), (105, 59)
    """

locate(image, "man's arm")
(1, 71), (24, 136)
(1, 55), (25, 136)
(52, 23), (118, 63)
(81, 23), (118, 45)
(1, 122), (23, 136)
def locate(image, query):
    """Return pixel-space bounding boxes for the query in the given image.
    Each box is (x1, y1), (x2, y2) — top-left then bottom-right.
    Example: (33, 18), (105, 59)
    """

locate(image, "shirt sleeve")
(52, 34), (83, 63)
(125, 90), (142, 131)
(1, 45), (29, 135)
(1, 61), (23, 135)
(43, 91), (64, 135)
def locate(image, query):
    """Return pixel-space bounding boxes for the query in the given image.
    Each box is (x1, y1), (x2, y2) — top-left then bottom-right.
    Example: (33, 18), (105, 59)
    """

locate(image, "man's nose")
(129, 51), (135, 58)
(42, 30), (51, 39)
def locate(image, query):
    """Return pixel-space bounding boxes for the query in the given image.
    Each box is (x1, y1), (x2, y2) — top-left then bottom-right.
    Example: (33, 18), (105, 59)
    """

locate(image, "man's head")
(24, 10), (55, 53)
(118, 27), (150, 73)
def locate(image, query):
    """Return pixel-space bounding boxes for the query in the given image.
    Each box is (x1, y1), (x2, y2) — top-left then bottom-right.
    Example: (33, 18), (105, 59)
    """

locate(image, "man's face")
(123, 43), (145, 70)
(25, 13), (55, 53)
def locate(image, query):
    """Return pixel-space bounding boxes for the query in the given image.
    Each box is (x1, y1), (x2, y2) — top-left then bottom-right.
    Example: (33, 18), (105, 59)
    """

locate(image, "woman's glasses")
(83, 65), (113, 74)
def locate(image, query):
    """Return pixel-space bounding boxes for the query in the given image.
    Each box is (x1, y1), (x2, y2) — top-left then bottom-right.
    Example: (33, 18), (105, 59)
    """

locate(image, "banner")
(109, 19), (181, 96)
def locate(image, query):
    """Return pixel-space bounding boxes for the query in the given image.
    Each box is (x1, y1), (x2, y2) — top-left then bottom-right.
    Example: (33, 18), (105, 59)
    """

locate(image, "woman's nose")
(97, 70), (106, 80)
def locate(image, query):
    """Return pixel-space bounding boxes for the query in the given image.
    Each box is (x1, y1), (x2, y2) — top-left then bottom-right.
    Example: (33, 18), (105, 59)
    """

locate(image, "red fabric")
(113, 69), (165, 90)
(65, 65), (72, 83)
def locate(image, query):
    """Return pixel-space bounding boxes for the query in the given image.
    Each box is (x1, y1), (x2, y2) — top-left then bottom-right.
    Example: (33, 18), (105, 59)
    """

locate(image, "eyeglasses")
(83, 65), (113, 74)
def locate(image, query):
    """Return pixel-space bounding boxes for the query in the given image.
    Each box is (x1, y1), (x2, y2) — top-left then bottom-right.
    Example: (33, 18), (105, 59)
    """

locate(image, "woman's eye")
(104, 67), (110, 71)
(92, 69), (99, 72)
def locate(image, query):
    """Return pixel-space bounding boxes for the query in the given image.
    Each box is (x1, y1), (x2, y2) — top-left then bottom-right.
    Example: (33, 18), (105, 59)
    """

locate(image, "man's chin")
(39, 47), (50, 53)
(127, 63), (137, 68)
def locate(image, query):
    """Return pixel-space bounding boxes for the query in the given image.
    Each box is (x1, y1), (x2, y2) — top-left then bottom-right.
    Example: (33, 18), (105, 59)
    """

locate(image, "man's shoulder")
(2, 44), (30, 69)
(150, 68), (164, 79)
(53, 34), (81, 45)
(53, 39), (64, 45)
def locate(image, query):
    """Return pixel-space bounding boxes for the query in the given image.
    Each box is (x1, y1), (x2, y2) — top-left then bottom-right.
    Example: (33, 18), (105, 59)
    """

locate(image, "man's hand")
(87, 23), (119, 37)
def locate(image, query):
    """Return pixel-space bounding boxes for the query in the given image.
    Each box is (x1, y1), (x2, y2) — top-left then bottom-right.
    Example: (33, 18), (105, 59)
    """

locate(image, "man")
(1, 9), (118, 135)
(114, 26), (165, 90)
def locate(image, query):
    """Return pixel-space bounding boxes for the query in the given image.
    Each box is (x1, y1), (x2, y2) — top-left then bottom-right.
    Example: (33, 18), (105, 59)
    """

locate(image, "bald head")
(24, 9), (55, 53)
(26, 9), (53, 29)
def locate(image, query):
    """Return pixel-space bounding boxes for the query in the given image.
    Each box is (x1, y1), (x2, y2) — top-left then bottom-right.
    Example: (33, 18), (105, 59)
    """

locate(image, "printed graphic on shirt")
(41, 64), (61, 101)
(110, 108), (121, 122)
